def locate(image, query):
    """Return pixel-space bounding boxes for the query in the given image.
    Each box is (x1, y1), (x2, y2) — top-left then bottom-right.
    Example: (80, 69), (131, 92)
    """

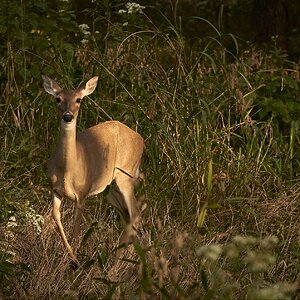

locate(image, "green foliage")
(0, 1), (299, 299)
(0, 251), (30, 295)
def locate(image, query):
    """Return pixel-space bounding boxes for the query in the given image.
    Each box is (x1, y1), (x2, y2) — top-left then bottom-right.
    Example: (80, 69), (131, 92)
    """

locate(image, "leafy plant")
(0, 1), (300, 299)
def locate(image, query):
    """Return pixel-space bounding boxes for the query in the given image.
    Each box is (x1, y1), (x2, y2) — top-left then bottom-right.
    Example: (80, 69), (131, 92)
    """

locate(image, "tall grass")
(0, 2), (300, 299)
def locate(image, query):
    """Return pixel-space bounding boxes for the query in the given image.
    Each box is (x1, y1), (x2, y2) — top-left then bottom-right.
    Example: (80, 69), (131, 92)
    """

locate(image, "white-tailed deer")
(42, 75), (144, 264)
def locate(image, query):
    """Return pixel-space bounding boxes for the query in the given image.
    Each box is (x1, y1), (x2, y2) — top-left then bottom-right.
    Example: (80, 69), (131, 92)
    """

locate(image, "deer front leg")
(52, 192), (78, 264)
(71, 199), (84, 251)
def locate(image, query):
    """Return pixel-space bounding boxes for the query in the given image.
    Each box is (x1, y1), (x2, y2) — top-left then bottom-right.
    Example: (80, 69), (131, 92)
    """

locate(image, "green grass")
(1, 4), (300, 299)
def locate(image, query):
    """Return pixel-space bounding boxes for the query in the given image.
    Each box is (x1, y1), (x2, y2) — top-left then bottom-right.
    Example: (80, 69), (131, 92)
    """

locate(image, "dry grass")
(2, 181), (298, 299)
(1, 7), (300, 298)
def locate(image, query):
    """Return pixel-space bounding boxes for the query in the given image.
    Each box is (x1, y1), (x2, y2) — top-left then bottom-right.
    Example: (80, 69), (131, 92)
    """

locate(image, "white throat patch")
(61, 120), (76, 131)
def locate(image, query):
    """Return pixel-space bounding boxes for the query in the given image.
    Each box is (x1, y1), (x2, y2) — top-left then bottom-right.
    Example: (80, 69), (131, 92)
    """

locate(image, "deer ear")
(42, 75), (62, 97)
(78, 76), (98, 97)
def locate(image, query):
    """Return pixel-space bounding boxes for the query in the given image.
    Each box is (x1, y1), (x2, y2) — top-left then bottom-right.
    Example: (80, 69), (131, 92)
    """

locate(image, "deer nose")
(62, 112), (74, 123)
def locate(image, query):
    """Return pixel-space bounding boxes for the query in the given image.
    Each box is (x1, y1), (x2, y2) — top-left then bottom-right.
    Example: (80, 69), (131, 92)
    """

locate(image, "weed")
(0, 1), (299, 299)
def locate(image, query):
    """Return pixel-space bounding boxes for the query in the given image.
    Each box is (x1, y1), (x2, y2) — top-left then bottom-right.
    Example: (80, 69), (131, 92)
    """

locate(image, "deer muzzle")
(62, 112), (74, 123)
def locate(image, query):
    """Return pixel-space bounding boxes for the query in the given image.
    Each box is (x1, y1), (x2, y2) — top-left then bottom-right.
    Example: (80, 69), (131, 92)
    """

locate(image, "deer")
(42, 75), (145, 265)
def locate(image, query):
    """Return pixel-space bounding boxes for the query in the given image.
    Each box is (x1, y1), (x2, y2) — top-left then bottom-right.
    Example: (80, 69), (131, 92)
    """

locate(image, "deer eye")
(76, 98), (82, 104)
(55, 97), (61, 104)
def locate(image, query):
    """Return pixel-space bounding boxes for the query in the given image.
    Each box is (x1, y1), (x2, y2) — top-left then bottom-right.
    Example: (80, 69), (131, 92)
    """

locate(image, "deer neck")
(58, 120), (78, 176)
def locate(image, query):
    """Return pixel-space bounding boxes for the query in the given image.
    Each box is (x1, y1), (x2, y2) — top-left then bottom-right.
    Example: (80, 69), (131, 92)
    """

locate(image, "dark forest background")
(65, 0), (300, 57)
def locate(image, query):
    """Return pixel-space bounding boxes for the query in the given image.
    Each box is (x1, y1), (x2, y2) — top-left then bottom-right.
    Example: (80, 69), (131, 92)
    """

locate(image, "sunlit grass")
(0, 8), (300, 299)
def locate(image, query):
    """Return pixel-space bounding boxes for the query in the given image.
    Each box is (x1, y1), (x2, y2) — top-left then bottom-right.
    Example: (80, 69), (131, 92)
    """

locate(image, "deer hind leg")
(108, 174), (141, 256)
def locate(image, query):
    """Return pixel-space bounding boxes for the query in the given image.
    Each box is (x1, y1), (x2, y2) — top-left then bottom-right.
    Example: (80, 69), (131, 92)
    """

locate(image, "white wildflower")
(79, 24), (91, 42)
(6, 250), (16, 257)
(5, 216), (17, 240)
(7, 216), (17, 229)
(24, 202), (44, 235)
(81, 39), (89, 45)
(78, 24), (90, 31)
(126, 2), (145, 14)
(119, 2), (145, 15)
